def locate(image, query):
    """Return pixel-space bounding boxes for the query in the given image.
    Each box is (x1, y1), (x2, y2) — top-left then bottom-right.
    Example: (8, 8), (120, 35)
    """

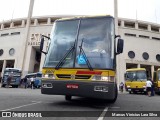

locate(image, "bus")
(153, 68), (160, 94)
(40, 16), (123, 102)
(125, 68), (147, 94)
(1, 68), (22, 88)
(25, 72), (42, 88)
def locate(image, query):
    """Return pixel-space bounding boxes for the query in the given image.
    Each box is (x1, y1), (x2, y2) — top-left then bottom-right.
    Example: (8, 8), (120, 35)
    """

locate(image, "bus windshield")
(44, 17), (114, 69)
(126, 71), (147, 81)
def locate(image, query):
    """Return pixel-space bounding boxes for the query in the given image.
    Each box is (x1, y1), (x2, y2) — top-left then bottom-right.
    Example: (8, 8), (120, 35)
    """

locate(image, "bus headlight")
(143, 86), (146, 88)
(43, 74), (55, 79)
(92, 75), (114, 82)
(127, 86), (130, 88)
(101, 76), (109, 81)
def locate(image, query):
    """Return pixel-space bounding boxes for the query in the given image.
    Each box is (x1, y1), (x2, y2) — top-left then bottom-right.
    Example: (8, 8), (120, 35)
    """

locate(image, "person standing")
(151, 80), (155, 96)
(23, 76), (28, 89)
(30, 76), (35, 89)
(7, 74), (12, 88)
(119, 82), (124, 92)
(146, 79), (152, 97)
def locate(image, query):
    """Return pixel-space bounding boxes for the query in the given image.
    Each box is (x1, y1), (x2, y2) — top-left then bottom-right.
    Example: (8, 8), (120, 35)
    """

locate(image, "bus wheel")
(108, 86), (118, 103)
(129, 91), (131, 94)
(1, 84), (6, 87)
(65, 95), (72, 101)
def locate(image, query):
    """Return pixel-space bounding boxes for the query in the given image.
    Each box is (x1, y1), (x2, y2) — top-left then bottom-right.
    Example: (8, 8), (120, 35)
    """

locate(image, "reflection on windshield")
(44, 20), (78, 68)
(75, 18), (113, 69)
(126, 71), (147, 81)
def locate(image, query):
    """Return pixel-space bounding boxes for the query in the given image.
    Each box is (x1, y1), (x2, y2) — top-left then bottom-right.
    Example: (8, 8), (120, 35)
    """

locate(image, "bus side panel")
(155, 81), (160, 93)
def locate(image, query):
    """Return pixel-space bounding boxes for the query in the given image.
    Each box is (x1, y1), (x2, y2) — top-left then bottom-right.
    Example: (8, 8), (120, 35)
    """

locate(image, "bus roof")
(126, 68), (146, 72)
(56, 15), (113, 22)
(5, 68), (21, 71)
(26, 72), (42, 76)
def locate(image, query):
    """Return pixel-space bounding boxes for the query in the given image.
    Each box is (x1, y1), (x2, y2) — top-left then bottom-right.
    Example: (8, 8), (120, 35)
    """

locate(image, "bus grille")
(56, 74), (91, 80)
(75, 75), (91, 79)
(56, 74), (71, 78)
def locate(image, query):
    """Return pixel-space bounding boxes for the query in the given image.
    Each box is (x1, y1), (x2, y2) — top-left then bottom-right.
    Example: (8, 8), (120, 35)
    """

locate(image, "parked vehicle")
(125, 68), (147, 94)
(1, 68), (21, 88)
(25, 72), (42, 88)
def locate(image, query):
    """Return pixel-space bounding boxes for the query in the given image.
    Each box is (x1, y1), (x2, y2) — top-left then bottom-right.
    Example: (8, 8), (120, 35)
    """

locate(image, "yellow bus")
(125, 68), (147, 94)
(40, 16), (123, 102)
(153, 68), (160, 94)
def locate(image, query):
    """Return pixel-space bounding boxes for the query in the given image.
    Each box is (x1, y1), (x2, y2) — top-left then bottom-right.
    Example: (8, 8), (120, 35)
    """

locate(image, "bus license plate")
(66, 84), (79, 89)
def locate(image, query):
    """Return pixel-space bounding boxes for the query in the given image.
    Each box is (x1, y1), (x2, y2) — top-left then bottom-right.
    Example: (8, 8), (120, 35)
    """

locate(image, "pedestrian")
(119, 82), (124, 92)
(151, 80), (155, 96)
(19, 78), (23, 87)
(146, 78), (152, 97)
(30, 76), (35, 89)
(0, 76), (2, 83)
(7, 74), (12, 88)
(23, 76), (28, 89)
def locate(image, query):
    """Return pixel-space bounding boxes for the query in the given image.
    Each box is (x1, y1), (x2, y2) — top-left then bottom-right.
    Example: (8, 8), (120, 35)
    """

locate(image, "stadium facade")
(0, 16), (160, 84)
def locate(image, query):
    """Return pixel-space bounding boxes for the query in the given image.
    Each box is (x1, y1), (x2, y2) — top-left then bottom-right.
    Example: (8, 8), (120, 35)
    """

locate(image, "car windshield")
(4, 71), (21, 76)
(126, 71), (147, 81)
(44, 17), (114, 69)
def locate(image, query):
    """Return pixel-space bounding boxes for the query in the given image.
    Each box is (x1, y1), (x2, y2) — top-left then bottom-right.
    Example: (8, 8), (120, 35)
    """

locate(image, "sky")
(0, 0), (160, 24)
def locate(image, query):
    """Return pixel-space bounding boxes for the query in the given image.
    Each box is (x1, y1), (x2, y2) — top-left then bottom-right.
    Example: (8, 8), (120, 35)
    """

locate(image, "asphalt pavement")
(0, 86), (160, 120)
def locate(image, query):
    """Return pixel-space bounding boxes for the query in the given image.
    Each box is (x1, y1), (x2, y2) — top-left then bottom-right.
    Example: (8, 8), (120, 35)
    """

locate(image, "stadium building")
(0, 15), (160, 84)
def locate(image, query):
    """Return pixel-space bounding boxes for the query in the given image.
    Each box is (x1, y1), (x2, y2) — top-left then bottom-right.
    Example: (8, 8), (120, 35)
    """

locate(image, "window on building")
(9, 48), (15, 56)
(152, 37), (160, 40)
(1, 33), (9, 37)
(0, 49), (3, 56)
(156, 54), (160, 62)
(11, 32), (20, 35)
(151, 26), (159, 32)
(142, 52), (149, 60)
(118, 20), (121, 26)
(124, 21), (135, 28)
(139, 35), (149, 39)
(125, 33), (136, 37)
(138, 23), (148, 30)
(128, 51), (135, 59)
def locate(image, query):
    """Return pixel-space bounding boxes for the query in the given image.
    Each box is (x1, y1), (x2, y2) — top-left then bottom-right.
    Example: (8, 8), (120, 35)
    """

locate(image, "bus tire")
(129, 91), (131, 94)
(65, 95), (72, 101)
(1, 84), (6, 87)
(108, 86), (118, 103)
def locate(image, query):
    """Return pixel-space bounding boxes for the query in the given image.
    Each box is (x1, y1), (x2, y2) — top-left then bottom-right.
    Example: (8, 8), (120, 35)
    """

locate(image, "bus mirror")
(116, 39), (124, 55)
(40, 36), (47, 55)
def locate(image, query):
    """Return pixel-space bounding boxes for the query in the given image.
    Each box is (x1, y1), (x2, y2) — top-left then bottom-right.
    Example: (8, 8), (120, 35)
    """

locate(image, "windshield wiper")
(78, 39), (93, 71)
(55, 42), (75, 70)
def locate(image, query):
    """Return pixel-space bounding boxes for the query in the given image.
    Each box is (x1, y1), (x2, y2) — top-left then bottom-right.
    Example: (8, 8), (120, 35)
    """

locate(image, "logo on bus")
(71, 75), (75, 80)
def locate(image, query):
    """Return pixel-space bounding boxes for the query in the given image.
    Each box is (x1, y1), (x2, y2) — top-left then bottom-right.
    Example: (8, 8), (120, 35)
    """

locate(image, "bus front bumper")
(41, 80), (117, 100)
(127, 88), (146, 92)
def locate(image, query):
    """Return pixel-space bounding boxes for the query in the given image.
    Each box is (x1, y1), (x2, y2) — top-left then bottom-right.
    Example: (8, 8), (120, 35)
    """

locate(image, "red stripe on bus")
(76, 71), (102, 75)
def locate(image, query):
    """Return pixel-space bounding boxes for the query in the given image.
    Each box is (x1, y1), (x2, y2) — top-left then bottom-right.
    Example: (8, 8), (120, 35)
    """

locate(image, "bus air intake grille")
(75, 75), (91, 79)
(56, 74), (71, 78)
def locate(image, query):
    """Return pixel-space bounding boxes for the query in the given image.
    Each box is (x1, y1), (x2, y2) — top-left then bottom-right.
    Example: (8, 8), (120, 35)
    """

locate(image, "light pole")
(21, 0), (35, 77)
(114, 0), (121, 87)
